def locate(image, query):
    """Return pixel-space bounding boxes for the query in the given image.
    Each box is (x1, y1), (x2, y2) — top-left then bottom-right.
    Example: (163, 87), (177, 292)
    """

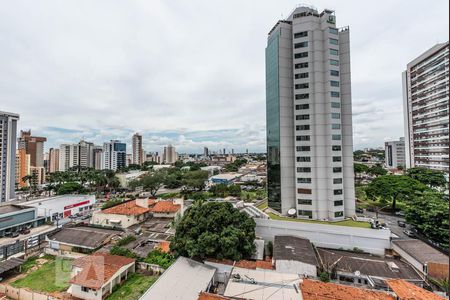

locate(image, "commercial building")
(163, 144), (177, 164)
(402, 42), (449, 173)
(385, 138), (405, 169)
(102, 140), (126, 171)
(15, 148), (30, 188)
(48, 147), (60, 173)
(0, 111), (19, 202)
(69, 253), (135, 300)
(25, 194), (96, 220)
(17, 130), (46, 168)
(132, 133), (143, 165)
(0, 204), (46, 237)
(266, 6), (355, 220)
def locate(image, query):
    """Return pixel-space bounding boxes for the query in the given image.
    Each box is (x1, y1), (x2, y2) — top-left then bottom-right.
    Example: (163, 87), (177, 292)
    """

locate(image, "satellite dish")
(354, 271), (361, 277)
(288, 208), (296, 216)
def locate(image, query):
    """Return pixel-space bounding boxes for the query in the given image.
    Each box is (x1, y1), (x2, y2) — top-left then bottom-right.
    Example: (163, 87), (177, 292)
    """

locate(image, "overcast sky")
(0, 0), (448, 154)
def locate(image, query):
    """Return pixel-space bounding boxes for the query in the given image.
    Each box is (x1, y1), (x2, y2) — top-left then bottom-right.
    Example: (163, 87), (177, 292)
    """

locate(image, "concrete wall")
(91, 212), (139, 229)
(0, 284), (52, 300)
(275, 260), (316, 277)
(255, 219), (390, 255)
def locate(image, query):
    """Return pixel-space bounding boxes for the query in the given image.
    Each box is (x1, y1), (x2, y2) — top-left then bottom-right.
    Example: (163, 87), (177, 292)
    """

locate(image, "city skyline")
(0, 1), (449, 153)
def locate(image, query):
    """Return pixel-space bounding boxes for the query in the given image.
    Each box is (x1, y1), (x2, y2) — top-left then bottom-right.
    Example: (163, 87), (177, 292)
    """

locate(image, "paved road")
(358, 211), (411, 240)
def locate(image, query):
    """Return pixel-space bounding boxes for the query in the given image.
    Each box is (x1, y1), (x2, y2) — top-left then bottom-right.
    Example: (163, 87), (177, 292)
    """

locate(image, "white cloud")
(0, 0), (448, 151)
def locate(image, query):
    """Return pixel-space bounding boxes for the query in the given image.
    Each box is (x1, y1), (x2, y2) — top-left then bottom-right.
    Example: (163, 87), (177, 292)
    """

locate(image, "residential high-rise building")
(15, 148), (30, 188)
(132, 133), (144, 165)
(0, 111), (19, 202)
(203, 147), (209, 157)
(93, 146), (103, 170)
(385, 138), (406, 169)
(163, 145), (177, 164)
(266, 6), (355, 220)
(17, 130), (47, 168)
(102, 140), (126, 171)
(402, 42), (449, 173)
(58, 141), (95, 171)
(48, 148), (60, 173)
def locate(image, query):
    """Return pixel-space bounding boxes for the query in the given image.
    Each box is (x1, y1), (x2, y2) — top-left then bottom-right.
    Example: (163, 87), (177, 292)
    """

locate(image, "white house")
(68, 252), (135, 300)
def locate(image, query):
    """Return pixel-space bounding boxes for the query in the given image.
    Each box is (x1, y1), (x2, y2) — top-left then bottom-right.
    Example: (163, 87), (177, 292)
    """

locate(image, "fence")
(0, 284), (58, 300)
(137, 262), (165, 275)
(428, 262), (449, 280)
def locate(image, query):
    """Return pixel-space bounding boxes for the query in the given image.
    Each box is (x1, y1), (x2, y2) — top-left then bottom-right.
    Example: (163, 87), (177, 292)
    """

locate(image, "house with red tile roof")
(68, 252), (135, 300)
(387, 279), (446, 300)
(301, 279), (395, 300)
(150, 200), (181, 218)
(91, 199), (155, 229)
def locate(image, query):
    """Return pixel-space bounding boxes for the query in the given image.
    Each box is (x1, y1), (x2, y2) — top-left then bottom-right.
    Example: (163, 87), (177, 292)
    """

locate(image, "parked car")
(403, 229), (416, 237)
(20, 228), (31, 235)
(11, 231), (19, 238)
(395, 211), (406, 217)
(355, 208), (364, 214)
(397, 220), (406, 228)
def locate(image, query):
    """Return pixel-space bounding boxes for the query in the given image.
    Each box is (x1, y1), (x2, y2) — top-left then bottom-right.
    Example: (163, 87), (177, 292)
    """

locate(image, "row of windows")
(297, 156), (311, 162)
(296, 125), (310, 131)
(330, 59), (339, 66)
(330, 49), (339, 56)
(295, 63), (308, 69)
(296, 145), (342, 152)
(331, 102), (341, 108)
(331, 70), (339, 76)
(297, 167), (341, 174)
(296, 104), (309, 110)
(296, 156), (341, 162)
(331, 80), (340, 87)
(295, 94), (309, 100)
(330, 38), (339, 45)
(295, 52), (308, 58)
(329, 28), (339, 35)
(294, 31), (308, 38)
(296, 115), (310, 121)
(295, 83), (309, 89)
(296, 135), (310, 141)
(294, 42), (308, 49)
(297, 178), (311, 184)
(298, 188), (312, 194)
(298, 199), (312, 205)
(334, 189), (343, 195)
(332, 134), (341, 141)
(297, 146), (311, 151)
(294, 93), (340, 101)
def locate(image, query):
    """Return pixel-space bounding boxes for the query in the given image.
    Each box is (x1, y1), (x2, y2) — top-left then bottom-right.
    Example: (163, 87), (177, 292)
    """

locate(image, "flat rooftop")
(47, 226), (120, 249)
(393, 239), (449, 265)
(140, 257), (216, 300)
(224, 267), (301, 299)
(317, 248), (423, 281)
(0, 204), (28, 215)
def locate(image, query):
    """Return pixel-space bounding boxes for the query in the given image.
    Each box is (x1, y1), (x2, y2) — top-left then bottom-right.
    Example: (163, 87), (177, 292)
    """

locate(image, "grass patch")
(267, 213), (371, 228)
(106, 273), (158, 300)
(256, 200), (268, 210)
(12, 257), (73, 292)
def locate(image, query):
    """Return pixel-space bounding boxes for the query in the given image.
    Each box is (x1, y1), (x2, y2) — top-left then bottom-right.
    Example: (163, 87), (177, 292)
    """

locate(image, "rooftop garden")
(267, 212), (371, 228)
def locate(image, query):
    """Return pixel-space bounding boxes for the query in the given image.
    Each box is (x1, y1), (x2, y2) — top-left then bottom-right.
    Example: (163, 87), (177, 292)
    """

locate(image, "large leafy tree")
(134, 171), (166, 196)
(182, 170), (209, 191)
(171, 202), (256, 261)
(405, 167), (447, 188)
(405, 191), (449, 247)
(354, 163), (369, 175)
(367, 164), (387, 177)
(365, 175), (428, 212)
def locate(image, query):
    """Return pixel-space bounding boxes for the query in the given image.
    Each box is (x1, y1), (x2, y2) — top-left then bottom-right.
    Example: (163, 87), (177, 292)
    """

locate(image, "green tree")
(137, 171), (166, 196)
(405, 167), (447, 188)
(209, 184), (229, 197)
(182, 170), (209, 191)
(145, 250), (175, 269)
(354, 163), (369, 175)
(368, 164), (387, 177)
(405, 191), (449, 247)
(170, 202), (256, 261)
(365, 175), (428, 213)
(57, 182), (86, 195)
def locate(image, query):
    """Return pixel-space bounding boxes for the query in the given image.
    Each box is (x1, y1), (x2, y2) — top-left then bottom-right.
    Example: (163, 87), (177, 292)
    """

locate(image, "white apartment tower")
(266, 6), (355, 220)
(59, 141), (95, 171)
(132, 133), (144, 165)
(0, 111), (19, 202)
(402, 42), (449, 173)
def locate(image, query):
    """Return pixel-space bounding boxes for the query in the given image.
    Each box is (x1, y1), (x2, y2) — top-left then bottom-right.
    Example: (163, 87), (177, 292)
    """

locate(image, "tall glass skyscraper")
(266, 5), (355, 220)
